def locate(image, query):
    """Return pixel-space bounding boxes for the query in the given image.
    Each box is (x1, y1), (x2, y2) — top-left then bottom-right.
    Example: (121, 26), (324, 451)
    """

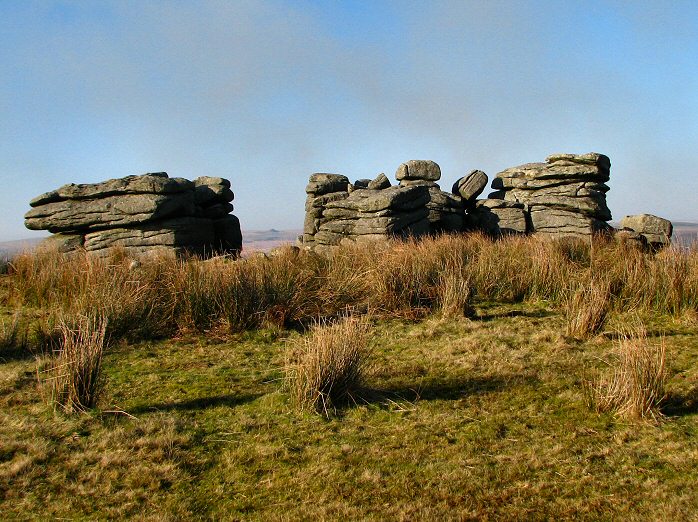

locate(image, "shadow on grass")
(130, 392), (263, 414)
(0, 346), (35, 362)
(360, 373), (539, 406)
(476, 309), (554, 322)
(662, 388), (698, 417)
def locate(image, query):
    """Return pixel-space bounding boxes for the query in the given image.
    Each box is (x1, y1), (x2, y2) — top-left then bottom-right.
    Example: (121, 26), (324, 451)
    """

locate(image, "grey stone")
(194, 176), (234, 205)
(325, 186), (430, 213)
(29, 173), (193, 207)
(25, 192), (197, 233)
(546, 152), (611, 171)
(466, 199), (528, 236)
(305, 174), (350, 195)
(398, 179), (440, 188)
(501, 186), (611, 221)
(213, 214), (243, 255)
(83, 217), (215, 253)
(318, 208), (429, 236)
(453, 170), (488, 203)
(201, 202), (234, 219)
(367, 173), (391, 190)
(354, 179), (371, 189)
(614, 228), (649, 250)
(620, 214), (673, 247)
(305, 192), (349, 212)
(529, 207), (611, 238)
(395, 160), (441, 181)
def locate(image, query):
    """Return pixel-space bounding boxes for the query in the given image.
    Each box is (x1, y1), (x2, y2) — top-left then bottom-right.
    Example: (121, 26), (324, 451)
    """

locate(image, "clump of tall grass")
(43, 315), (108, 414)
(0, 311), (26, 355)
(565, 279), (612, 339)
(587, 329), (667, 422)
(285, 315), (373, 416)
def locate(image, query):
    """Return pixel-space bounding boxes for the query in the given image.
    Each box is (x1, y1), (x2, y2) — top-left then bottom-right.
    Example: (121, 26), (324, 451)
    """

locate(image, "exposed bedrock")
(25, 173), (242, 257)
(299, 152), (672, 250)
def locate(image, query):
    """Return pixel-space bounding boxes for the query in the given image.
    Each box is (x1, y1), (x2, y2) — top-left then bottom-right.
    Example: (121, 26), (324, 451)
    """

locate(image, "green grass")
(2, 302), (697, 519)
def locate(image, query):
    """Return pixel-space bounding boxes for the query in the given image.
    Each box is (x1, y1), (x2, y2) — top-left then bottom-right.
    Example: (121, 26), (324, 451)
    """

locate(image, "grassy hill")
(1, 234), (697, 519)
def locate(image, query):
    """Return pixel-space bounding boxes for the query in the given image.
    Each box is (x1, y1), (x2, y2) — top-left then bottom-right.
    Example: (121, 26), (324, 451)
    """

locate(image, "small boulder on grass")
(285, 315), (373, 417)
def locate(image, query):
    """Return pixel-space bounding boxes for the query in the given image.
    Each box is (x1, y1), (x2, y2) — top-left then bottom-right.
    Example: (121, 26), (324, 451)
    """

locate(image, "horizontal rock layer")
(26, 173), (242, 257)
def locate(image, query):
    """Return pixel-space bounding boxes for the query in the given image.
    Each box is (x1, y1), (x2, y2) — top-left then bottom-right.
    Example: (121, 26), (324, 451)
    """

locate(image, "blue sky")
(1, 0), (696, 240)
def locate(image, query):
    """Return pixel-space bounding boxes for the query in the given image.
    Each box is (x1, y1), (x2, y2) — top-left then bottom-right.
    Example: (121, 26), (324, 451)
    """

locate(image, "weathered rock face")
(465, 199), (528, 235)
(620, 214), (673, 249)
(486, 152), (613, 238)
(25, 173), (242, 257)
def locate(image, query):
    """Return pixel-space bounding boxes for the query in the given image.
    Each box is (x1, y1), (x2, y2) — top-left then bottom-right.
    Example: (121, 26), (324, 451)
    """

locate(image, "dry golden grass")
(587, 328), (667, 422)
(565, 279), (612, 339)
(42, 315), (108, 413)
(285, 315), (373, 416)
(4, 234), (698, 345)
(0, 311), (23, 351)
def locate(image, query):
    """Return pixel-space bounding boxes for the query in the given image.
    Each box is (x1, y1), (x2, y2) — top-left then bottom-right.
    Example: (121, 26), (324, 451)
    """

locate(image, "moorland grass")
(0, 235), (697, 517)
(5, 234), (698, 343)
(0, 304), (696, 519)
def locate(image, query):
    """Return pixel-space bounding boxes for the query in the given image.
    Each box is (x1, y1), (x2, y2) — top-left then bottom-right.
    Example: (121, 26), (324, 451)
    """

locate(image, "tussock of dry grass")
(42, 315), (108, 413)
(565, 279), (612, 338)
(0, 311), (23, 351)
(587, 328), (667, 422)
(285, 315), (373, 416)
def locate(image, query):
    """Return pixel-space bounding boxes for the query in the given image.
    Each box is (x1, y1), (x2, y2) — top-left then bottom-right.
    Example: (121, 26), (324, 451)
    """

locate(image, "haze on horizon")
(1, 0), (696, 241)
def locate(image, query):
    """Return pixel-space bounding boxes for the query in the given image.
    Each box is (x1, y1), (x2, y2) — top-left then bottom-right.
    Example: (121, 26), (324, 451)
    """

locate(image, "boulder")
(305, 174), (350, 195)
(213, 215), (243, 255)
(491, 152), (612, 238)
(620, 214), (673, 248)
(25, 172), (241, 257)
(83, 217), (215, 254)
(194, 176), (234, 205)
(395, 160), (441, 181)
(453, 170), (488, 205)
(325, 186), (430, 213)
(368, 173), (391, 190)
(529, 207), (611, 239)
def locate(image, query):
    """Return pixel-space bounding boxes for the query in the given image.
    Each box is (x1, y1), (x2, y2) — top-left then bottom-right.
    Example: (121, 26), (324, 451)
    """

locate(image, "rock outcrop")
(25, 173), (242, 257)
(299, 152), (673, 251)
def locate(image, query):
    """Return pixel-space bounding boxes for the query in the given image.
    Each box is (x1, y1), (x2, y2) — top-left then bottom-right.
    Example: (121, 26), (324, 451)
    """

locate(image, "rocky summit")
(299, 153), (673, 251)
(25, 173), (242, 257)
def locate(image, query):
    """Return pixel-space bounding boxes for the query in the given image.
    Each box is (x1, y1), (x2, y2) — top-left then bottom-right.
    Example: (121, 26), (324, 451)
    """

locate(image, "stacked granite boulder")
(397, 160), (465, 232)
(302, 174), (351, 247)
(467, 152), (612, 238)
(302, 172), (431, 250)
(25, 173), (242, 257)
